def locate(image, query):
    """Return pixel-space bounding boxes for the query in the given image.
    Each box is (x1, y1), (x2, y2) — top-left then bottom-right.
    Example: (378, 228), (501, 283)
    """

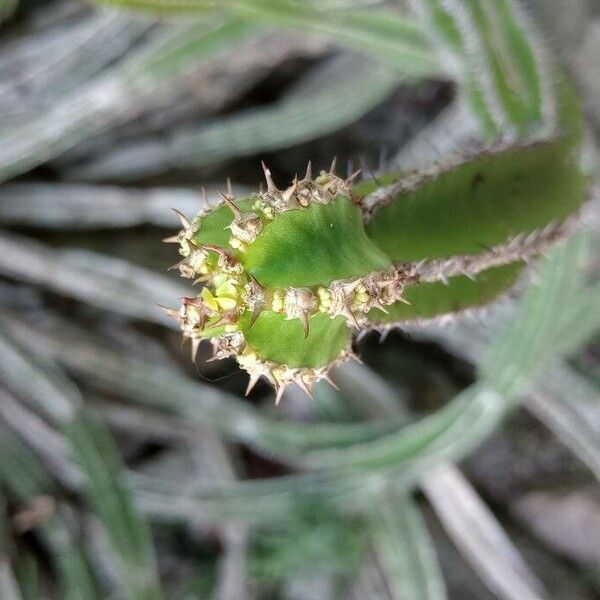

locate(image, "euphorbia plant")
(163, 90), (588, 402)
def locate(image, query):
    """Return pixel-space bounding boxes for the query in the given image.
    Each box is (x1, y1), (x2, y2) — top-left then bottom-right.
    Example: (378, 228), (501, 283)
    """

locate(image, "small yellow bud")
(213, 273), (228, 288)
(186, 305), (200, 323)
(317, 287), (332, 309)
(215, 279), (238, 299)
(316, 171), (330, 185)
(201, 288), (219, 312)
(215, 296), (237, 311)
(272, 290), (284, 313)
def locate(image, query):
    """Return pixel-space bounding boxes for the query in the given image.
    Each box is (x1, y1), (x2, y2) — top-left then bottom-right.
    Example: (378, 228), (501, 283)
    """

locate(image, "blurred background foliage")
(0, 0), (600, 599)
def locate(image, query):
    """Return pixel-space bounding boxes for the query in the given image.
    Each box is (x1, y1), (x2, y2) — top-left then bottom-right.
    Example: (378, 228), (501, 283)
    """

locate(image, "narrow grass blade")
(0, 11), (151, 126)
(0, 499), (23, 600)
(370, 493), (446, 600)
(0, 426), (98, 600)
(422, 464), (547, 600)
(67, 410), (163, 600)
(95, 1), (438, 77)
(412, 0), (502, 137)
(0, 388), (83, 490)
(413, 0), (553, 138)
(0, 183), (251, 229)
(71, 59), (401, 180)
(0, 230), (186, 328)
(527, 363), (600, 482)
(348, 559), (394, 600)
(0, 322), (77, 425)
(231, 3), (437, 77)
(56, 548), (100, 600)
(13, 553), (39, 600)
(212, 525), (250, 600)
(0, 325), (163, 598)
(0, 425), (55, 499)
(121, 17), (253, 89)
(0, 17), (255, 182)
(482, 232), (596, 395)
(476, 0), (551, 132)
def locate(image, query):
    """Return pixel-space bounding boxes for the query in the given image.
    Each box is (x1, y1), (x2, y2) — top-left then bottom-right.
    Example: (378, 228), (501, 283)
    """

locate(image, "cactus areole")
(164, 132), (588, 402)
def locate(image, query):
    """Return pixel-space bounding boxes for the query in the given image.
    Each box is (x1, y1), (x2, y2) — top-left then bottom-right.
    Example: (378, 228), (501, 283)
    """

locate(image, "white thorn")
(172, 208), (191, 229)
(191, 338), (201, 362)
(261, 161), (277, 193)
(296, 378), (314, 400)
(304, 161), (312, 181)
(329, 156), (337, 174)
(376, 301), (389, 314)
(219, 192), (242, 219)
(322, 373), (339, 391)
(245, 373), (261, 396)
(162, 235), (180, 244)
(274, 385), (285, 406)
(158, 304), (180, 321)
(200, 187), (209, 210)
(346, 169), (362, 185)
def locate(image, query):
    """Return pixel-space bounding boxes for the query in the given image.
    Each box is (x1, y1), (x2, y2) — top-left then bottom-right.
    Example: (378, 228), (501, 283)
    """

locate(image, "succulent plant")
(164, 90), (589, 402)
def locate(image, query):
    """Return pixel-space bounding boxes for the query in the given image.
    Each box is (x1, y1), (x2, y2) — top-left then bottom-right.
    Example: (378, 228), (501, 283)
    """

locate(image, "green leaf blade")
(67, 412), (163, 600)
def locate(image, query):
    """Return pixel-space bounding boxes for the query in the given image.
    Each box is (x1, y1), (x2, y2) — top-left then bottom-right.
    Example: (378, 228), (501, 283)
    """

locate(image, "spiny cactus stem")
(164, 139), (587, 403)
